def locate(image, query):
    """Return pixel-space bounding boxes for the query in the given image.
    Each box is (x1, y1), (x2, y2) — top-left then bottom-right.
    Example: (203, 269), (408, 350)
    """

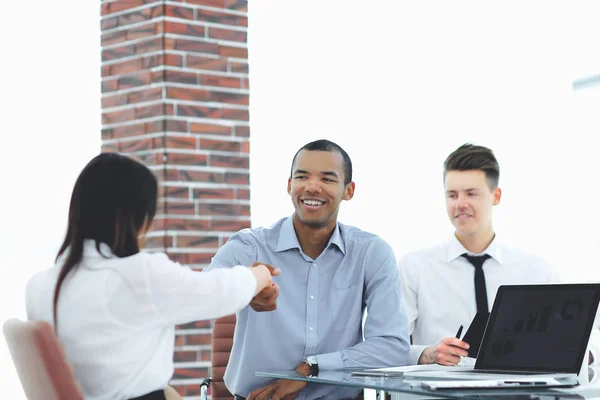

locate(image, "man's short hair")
(290, 139), (353, 185)
(444, 143), (500, 189)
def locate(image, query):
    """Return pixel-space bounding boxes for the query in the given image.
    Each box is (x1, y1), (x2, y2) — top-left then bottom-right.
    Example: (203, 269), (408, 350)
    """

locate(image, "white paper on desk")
(366, 357), (475, 374)
(364, 364), (456, 373)
(421, 377), (562, 390)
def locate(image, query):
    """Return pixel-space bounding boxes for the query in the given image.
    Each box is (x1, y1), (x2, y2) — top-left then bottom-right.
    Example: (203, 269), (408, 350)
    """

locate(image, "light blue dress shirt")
(205, 215), (410, 399)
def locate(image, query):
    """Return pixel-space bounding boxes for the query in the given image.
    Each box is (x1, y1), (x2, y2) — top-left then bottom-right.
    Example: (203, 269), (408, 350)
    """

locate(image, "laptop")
(404, 283), (600, 381)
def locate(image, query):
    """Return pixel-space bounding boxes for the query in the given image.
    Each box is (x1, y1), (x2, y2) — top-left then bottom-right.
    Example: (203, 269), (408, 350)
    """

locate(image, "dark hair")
(290, 139), (353, 185)
(443, 143), (500, 189)
(53, 153), (158, 330)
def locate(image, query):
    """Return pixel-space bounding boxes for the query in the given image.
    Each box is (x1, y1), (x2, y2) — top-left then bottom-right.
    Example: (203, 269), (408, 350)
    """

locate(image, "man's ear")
(492, 187), (502, 206)
(343, 182), (355, 201)
(287, 178), (292, 194)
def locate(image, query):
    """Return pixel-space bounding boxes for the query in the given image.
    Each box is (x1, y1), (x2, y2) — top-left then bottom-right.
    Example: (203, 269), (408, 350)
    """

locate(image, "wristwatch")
(304, 355), (319, 376)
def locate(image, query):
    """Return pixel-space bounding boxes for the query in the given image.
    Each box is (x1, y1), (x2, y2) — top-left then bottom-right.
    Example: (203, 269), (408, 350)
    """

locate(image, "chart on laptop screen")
(476, 285), (600, 372)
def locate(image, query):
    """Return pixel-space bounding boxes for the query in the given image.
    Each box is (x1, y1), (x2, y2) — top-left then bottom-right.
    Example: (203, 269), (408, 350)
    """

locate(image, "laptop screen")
(475, 283), (600, 373)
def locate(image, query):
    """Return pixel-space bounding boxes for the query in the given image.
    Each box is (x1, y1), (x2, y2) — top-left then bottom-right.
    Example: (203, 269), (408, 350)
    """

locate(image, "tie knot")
(462, 253), (491, 269)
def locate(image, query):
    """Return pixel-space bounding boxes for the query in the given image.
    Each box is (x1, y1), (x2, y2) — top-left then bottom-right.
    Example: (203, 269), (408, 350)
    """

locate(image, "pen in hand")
(455, 325), (463, 339)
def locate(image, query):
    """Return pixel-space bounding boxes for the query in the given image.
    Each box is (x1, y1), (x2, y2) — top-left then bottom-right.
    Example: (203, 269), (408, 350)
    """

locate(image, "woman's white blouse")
(25, 240), (256, 400)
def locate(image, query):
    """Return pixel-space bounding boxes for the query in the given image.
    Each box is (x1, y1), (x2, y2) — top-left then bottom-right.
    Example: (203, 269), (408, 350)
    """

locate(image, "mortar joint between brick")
(165, 81), (250, 95)
(102, 115), (164, 129)
(172, 361), (211, 368)
(102, 33), (163, 51)
(101, 2), (161, 21)
(101, 50), (163, 66)
(102, 83), (162, 97)
(165, 33), (248, 49)
(101, 17), (163, 35)
(102, 99), (164, 114)
(166, 100), (248, 112)
(103, 131), (165, 145)
(162, 17), (248, 32)
(164, 1), (248, 17)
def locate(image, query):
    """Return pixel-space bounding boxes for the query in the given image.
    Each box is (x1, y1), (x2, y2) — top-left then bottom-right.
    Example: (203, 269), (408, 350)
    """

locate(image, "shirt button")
(313, 263), (317, 268)
(309, 326), (314, 331)
(310, 295), (315, 300)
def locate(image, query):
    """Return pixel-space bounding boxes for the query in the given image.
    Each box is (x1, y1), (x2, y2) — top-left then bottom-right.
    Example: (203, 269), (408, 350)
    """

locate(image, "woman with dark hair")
(25, 153), (275, 400)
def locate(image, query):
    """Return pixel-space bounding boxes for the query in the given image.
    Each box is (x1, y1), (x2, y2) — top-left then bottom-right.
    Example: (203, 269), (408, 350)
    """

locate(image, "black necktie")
(462, 253), (491, 314)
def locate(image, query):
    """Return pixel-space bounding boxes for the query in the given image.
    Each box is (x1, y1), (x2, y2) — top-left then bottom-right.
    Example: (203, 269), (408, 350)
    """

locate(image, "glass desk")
(256, 370), (600, 399)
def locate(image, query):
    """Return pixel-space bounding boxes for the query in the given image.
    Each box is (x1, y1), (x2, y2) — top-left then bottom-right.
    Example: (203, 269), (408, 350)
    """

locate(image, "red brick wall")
(100, 0), (249, 397)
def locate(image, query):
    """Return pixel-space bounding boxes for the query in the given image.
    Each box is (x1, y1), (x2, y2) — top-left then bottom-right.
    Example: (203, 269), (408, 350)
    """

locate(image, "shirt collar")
(55, 240), (115, 267)
(83, 239), (116, 259)
(446, 234), (503, 264)
(275, 215), (346, 255)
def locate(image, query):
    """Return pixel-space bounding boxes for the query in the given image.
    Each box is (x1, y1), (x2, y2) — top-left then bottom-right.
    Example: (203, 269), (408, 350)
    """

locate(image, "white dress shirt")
(26, 240), (256, 400)
(398, 235), (561, 365)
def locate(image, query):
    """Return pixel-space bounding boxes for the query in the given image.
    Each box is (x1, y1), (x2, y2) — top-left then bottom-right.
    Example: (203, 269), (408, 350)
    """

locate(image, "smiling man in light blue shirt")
(205, 139), (410, 400)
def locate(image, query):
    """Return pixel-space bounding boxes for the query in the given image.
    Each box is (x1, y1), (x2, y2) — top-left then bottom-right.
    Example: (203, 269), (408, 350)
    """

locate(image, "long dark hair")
(53, 153), (158, 330)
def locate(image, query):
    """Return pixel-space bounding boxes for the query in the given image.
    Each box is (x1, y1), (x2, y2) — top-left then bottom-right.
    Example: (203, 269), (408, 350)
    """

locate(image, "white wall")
(2, 0), (600, 397)
(247, 1), (600, 284)
(0, 1), (101, 394)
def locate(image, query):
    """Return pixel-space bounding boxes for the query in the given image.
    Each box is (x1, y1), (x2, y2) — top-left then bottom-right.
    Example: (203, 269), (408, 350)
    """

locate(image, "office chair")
(3, 318), (83, 400)
(3, 317), (211, 400)
(210, 314), (237, 400)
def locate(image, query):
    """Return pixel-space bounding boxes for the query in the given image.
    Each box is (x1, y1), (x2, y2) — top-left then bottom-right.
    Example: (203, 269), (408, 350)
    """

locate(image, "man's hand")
(418, 337), (470, 366)
(251, 261), (281, 277)
(247, 362), (310, 400)
(247, 379), (306, 400)
(250, 262), (280, 312)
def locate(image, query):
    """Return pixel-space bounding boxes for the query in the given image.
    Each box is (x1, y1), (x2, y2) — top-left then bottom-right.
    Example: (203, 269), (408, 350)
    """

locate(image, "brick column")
(100, 0), (249, 397)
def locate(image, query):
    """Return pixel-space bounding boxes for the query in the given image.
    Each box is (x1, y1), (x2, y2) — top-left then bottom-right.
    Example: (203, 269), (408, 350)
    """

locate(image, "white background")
(2, 1), (600, 397)
(246, 1), (600, 283)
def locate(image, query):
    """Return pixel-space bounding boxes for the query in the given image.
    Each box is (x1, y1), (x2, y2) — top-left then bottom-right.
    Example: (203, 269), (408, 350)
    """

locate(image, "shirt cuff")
(230, 265), (257, 306)
(315, 351), (344, 370)
(409, 345), (428, 365)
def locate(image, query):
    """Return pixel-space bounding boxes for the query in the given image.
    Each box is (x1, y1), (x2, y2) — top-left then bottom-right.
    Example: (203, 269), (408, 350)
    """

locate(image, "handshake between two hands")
(249, 262), (281, 312)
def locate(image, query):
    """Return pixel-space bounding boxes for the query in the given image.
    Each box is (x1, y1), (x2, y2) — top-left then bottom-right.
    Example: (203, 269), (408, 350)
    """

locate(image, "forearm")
(316, 336), (409, 370)
(153, 265), (256, 324)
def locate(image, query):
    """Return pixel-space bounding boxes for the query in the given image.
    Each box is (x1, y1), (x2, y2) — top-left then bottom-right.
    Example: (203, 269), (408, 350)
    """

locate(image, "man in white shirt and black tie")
(398, 143), (572, 367)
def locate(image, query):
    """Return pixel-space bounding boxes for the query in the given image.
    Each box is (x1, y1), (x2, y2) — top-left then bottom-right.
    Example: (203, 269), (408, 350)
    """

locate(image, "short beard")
(302, 219), (327, 230)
